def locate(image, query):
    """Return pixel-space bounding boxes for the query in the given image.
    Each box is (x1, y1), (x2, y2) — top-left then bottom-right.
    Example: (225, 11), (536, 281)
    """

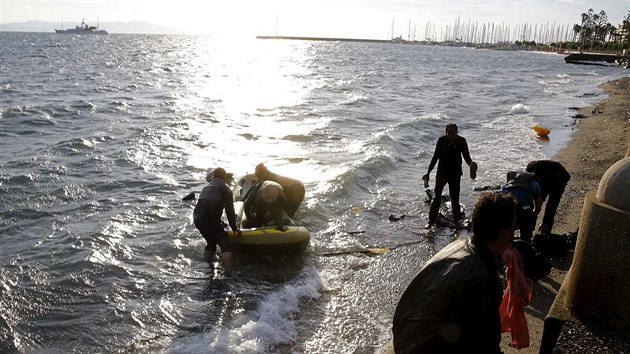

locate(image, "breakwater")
(256, 35), (395, 44)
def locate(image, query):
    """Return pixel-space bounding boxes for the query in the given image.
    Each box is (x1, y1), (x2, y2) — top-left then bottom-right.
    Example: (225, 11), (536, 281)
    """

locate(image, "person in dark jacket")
(525, 160), (571, 234)
(423, 123), (477, 228)
(393, 193), (516, 354)
(193, 167), (242, 266)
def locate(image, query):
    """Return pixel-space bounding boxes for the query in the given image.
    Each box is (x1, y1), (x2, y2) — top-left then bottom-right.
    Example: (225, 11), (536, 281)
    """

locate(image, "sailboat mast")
(390, 19), (394, 39)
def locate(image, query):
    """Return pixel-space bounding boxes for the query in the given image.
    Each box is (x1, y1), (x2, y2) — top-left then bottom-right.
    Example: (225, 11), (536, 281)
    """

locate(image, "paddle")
(320, 247), (391, 256)
(319, 239), (425, 256)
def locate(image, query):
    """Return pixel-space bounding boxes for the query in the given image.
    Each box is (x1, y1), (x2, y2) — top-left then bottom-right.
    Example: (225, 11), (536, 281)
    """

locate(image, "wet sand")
(501, 76), (630, 353)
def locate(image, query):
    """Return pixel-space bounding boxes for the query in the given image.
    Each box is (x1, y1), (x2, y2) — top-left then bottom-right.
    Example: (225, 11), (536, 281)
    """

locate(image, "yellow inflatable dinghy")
(224, 175), (311, 251)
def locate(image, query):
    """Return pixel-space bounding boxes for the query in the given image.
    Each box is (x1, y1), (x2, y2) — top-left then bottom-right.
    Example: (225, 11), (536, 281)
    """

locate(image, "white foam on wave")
(169, 266), (322, 354)
(538, 77), (572, 87)
(510, 103), (530, 114)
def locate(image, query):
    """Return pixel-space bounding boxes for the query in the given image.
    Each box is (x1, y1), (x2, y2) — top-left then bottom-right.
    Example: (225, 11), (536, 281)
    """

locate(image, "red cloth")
(500, 245), (533, 349)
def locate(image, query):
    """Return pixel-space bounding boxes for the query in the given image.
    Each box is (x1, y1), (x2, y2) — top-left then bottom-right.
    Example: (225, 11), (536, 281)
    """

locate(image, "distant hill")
(0, 20), (184, 35)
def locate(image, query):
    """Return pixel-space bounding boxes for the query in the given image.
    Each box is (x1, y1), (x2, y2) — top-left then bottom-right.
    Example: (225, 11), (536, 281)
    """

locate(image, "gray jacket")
(393, 238), (503, 353)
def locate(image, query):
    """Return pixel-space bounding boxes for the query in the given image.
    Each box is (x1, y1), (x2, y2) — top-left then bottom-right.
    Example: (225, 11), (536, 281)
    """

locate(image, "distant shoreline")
(256, 35), (394, 44)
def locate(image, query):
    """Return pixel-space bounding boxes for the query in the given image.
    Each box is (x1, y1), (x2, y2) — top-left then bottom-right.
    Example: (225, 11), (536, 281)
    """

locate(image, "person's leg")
(204, 246), (216, 261)
(217, 231), (235, 267)
(519, 207), (534, 243)
(542, 187), (565, 234)
(195, 219), (217, 260)
(535, 189), (550, 231)
(221, 252), (234, 267)
(428, 174), (447, 225)
(448, 174), (462, 221)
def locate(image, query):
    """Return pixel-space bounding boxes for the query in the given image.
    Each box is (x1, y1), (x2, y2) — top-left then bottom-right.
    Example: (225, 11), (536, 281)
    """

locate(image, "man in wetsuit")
(525, 160), (571, 234)
(393, 193), (516, 353)
(193, 167), (242, 266)
(423, 123), (477, 228)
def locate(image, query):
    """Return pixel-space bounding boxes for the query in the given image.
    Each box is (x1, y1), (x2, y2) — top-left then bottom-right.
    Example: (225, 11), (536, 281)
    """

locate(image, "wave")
(339, 91), (371, 106)
(170, 267), (321, 354)
(538, 78), (572, 87)
(510, 103), (530, 114)
(52, 138), (97, 154)
(0, 82), (15, 91)
(69, 100), (96, 111)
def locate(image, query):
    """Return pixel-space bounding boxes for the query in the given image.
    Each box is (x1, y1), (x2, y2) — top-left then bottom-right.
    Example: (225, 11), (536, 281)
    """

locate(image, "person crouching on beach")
(193, 167), (242, 266)
(392, 193), (516, 353)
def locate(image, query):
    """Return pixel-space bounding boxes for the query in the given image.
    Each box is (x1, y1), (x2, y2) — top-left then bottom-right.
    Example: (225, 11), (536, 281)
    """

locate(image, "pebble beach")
(501, 75), (630, 353)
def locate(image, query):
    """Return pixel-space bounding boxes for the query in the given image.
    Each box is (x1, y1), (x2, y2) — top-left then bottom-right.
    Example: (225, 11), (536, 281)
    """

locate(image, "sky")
(0, 0), (628, 39)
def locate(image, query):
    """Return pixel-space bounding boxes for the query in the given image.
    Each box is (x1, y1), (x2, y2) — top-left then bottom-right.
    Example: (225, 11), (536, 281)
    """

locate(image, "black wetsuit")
(193, 178), (237, 252)
(427, 135), (473, 223)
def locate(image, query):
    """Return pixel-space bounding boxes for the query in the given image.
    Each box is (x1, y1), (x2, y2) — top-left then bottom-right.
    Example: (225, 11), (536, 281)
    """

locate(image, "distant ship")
(55, 19), (108, 35)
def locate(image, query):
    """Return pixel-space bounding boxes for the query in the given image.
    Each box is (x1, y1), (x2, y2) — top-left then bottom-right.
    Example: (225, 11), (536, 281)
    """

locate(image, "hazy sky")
(0, 0), (628, 38)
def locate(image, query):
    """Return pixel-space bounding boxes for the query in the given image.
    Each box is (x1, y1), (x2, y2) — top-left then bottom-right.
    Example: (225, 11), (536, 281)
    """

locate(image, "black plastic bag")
(512, 239), (552, 281)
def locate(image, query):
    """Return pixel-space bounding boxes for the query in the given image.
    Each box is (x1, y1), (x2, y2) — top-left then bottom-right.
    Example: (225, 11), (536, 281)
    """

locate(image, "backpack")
(512, 239), (552, 281)
(504, 171), (536, 191)
(532, 232), (574, 258)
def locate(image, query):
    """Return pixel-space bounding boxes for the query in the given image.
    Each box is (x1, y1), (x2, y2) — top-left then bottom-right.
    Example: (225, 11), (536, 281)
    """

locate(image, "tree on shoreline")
(623, 10), (630, 43)
(575, 9), (613, 44)
(565, 8), (630, 52)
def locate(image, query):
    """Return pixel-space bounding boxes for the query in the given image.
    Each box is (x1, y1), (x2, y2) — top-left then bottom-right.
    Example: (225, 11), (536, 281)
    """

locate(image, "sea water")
(0, 32), (625, 353)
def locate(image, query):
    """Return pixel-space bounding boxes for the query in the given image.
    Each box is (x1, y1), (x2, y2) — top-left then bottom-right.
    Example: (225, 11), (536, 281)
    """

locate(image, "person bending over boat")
(193, 167), (242, 266)
(255, 163), (305, 217)
(242, 180), (288, 229)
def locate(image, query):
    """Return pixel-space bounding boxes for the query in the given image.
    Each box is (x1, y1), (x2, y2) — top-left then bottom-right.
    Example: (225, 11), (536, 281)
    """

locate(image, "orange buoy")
(533, 125), (550, 137)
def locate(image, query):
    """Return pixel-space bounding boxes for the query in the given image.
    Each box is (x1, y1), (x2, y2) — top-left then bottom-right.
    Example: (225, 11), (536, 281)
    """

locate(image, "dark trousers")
(194, 218), (233, 253)
(516, 206), (535, 243)
(540, 186), (565, 234)
(429, 173), (462, 223)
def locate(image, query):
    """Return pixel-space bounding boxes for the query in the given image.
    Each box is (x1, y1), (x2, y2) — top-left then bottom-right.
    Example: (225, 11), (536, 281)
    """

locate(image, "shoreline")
(501, 76), (630, 353)
(376, 76), (630, 354)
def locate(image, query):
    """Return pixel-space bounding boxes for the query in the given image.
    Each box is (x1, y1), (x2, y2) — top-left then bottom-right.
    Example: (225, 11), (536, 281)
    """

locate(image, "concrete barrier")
(564, 154), (630, 329)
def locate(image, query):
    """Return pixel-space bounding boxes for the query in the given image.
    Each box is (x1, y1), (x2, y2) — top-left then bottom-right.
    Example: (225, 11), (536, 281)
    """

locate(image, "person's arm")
(533, 196), (542, 218)
(424, 138), (442, 180)
(460, 137), (473, 166)
(222, 184), (240, 235)
(532, 181), (542, 217)
(460, 137), (477, 179)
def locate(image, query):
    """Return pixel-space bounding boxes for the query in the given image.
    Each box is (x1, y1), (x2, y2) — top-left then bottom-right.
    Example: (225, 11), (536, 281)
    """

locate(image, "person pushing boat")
(193, 167), (242, 266)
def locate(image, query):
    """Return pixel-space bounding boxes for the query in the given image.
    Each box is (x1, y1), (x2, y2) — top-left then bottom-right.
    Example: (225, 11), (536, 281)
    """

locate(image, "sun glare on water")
(177, 34), (322, 180)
